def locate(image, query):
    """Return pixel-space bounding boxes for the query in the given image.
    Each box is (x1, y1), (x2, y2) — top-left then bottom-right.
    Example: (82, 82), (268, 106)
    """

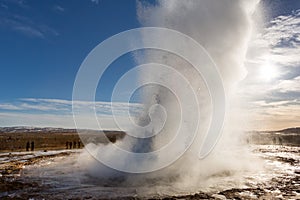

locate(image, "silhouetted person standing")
(69, 142), (72, 149)
(66, 142), (69, 149)
(272, 137), (276, 145)
(78, 140), (81, 148)
(73, 141), (76, 149)
(31, 141), (35, 151)
(26, 141), (30, 151)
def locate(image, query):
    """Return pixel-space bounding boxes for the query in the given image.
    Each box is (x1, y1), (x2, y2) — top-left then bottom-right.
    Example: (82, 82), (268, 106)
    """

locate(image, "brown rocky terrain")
(0, 127), (125, 152)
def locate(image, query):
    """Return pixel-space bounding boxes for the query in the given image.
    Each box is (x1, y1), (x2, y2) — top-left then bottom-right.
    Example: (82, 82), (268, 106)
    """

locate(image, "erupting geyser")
(77, 0), (263, 190)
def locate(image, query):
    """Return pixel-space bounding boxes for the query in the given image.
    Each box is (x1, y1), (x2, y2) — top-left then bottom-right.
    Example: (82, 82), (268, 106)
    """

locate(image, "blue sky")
(0, 0), (140, 101)
(262, 0), (300, 18)
(0, 0), (299, 130)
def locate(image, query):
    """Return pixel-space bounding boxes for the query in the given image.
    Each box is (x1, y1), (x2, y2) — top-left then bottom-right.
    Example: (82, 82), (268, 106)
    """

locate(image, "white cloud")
(260, 10), (300, 67)
(0, 103), (23, 110)
(1, 4), (8, 9)
(0, 11), (58, 39)
(13, 25), (44, 38)
(240, 9), (300, 130)
(53, 5), (65, 12)
(0, 99), (69, 112)
(0, 112), (132, 130)
(0, 98), (143, 130)
(20, 103), (69, 111)
(245, 9), (300, 77)
(21, 98), (72, 104)
(252, 100), (298, 107)
(91, 0), (99, 5)
(275, 76), (300, 93)
(19, 98), (143, 116)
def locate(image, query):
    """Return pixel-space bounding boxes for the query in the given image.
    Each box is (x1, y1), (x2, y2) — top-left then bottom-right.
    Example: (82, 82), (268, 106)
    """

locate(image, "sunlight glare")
(259, 62), (278, 81)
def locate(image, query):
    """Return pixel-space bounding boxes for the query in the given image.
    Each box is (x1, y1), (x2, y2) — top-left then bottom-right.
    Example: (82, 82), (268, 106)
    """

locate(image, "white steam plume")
(79, 0), (263, 193)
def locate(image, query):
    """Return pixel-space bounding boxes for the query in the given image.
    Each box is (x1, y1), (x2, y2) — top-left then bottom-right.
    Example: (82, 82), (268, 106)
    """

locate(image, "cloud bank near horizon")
(0, 98), (143, 130)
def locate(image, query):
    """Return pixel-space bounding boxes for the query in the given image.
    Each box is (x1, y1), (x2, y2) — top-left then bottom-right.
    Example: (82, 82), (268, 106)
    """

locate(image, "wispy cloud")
(243, 103), (300, 131)
(13, 25), (45, 38)
(1, 98), (142, 114)
(0, 3), (59, 39)
(252, 99), (298, 107)
(240, 10), (300, 131)
(1, 3), (8, 9)
(53, 5), (65, 12)
(275, 76), (300, 93)
(0, 98), (143, 130)
(264, 10), (300, 67)
(0, 112), (133, 130)
(18, 98), (143, 116)
(0, 103), (23, 111)
(1, 0), (29, 9)
(91, 0), (100, 5)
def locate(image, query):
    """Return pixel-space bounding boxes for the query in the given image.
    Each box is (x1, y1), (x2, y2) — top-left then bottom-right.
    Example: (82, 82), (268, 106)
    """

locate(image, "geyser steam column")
(72, 27), (225, 173)
(137, 0), (260, 156)
(73, 0), (260, 174)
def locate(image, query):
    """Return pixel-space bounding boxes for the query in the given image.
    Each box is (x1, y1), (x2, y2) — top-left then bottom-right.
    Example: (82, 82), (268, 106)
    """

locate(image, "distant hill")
(0, 126), (123, 134)
(255, 127), (300, 135)
(0, 126), (77, 134)
(247, 127), (300, 146)
(2, 126), (299, 135)
(277, 127), (300, 134)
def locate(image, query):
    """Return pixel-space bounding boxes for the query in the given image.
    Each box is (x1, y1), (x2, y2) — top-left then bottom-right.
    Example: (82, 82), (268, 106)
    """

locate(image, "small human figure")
(78, 140), (81, 148)
(109, 136), (117, 143)
(26, 141), (30, 151)
(31, 141), (35, 151)
(66, 141), (69, 149)
(73, 141), (77, 149)
(272, 137), (276, 145)
(69, 142), (72, 149)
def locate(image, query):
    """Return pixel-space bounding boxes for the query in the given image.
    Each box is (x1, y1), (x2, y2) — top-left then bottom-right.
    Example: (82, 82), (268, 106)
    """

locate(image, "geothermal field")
(0, 0), (299, 199)
(0, 127), (299, 199)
